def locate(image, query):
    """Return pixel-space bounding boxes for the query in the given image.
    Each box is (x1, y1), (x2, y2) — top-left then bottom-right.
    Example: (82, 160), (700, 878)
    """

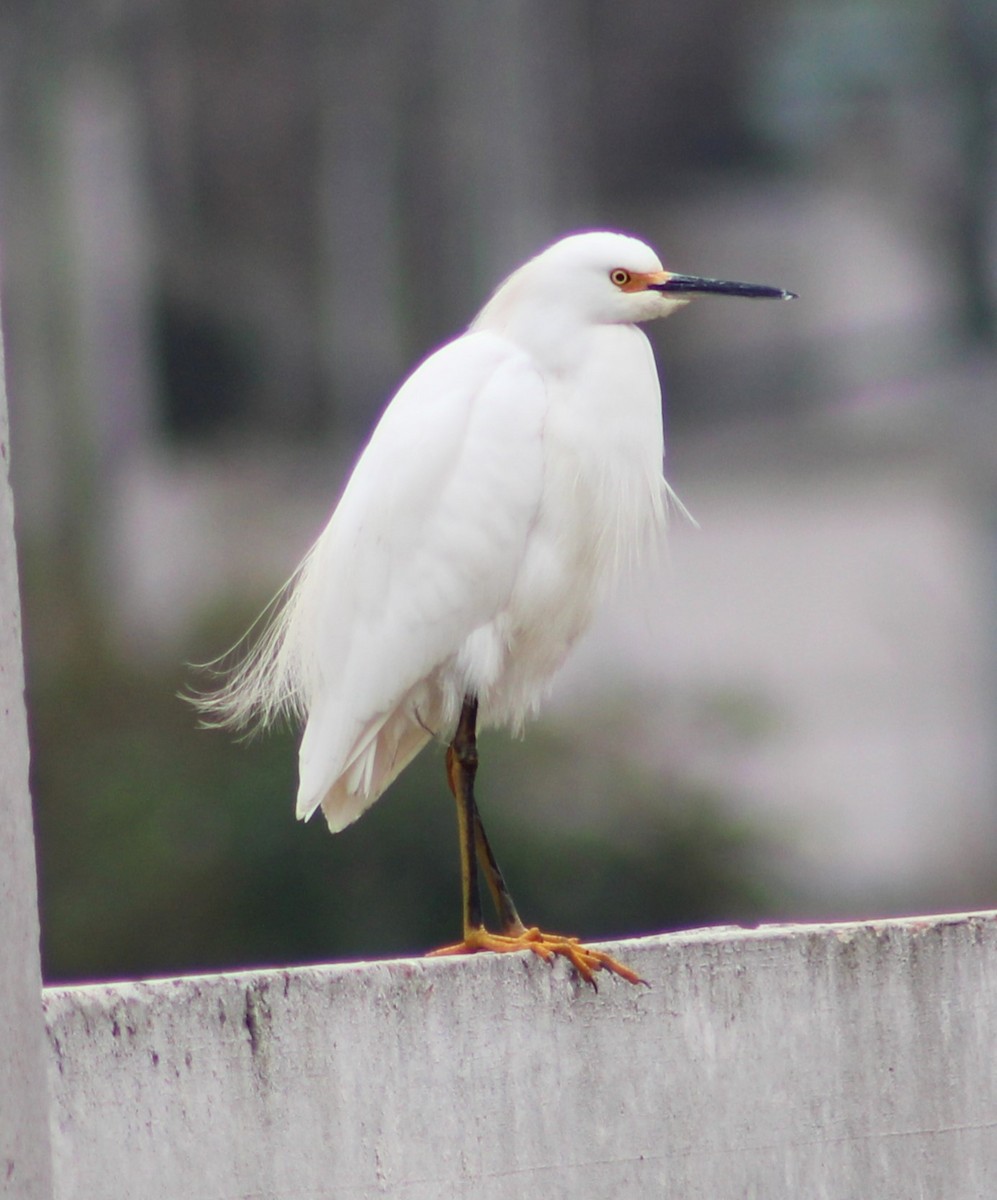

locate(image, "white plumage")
(199, 230), (790, 840)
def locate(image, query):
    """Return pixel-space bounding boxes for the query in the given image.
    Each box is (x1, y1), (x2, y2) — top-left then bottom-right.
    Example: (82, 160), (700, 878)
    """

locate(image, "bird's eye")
(610, 268), (632, 288)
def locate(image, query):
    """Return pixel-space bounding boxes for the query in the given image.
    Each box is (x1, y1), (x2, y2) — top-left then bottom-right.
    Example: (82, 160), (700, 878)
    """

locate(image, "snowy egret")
(197, 230), (795, 986)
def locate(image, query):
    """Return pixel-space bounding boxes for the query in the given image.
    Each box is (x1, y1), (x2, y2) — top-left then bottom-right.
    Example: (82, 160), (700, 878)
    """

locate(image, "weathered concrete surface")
(44, 913), (996, 1200)
(0, 305), (53, 1198)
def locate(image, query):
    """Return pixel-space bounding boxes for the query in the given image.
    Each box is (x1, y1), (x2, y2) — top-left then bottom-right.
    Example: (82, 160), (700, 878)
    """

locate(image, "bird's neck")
(472, 298), (604, 375)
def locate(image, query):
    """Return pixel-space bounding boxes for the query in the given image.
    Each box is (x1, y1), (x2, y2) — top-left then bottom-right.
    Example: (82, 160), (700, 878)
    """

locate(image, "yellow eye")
(610, 268), (631, 287)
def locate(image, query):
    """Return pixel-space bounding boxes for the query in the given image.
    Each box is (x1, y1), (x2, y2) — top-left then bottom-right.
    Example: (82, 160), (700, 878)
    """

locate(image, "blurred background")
(2, 1), (996, 984)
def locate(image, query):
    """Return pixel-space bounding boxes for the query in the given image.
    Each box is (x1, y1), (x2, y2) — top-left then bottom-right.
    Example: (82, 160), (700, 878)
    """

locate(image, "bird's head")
(474, 231), (796, 334)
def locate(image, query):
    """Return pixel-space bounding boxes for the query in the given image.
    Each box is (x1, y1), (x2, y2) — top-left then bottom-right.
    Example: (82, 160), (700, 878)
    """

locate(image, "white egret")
(197, 230), (795, 986)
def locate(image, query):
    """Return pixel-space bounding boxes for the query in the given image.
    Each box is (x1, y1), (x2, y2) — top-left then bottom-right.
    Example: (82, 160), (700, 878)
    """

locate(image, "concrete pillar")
(0, 299), (54, 1196)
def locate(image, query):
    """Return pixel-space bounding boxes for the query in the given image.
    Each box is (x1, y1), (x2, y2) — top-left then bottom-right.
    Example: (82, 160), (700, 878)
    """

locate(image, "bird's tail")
(300, 706), (436, 832)
(186, 551), (316, 735)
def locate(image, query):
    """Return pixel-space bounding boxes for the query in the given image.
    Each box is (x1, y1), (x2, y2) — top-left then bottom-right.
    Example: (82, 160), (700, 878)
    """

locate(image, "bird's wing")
(290, 330), (547, 822)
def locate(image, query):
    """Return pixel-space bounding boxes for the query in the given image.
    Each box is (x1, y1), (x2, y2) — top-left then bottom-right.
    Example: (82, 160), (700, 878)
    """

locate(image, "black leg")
(471, 797), (525, 934)
(447, 694), (525, 935)
(448, 695), (483, 936)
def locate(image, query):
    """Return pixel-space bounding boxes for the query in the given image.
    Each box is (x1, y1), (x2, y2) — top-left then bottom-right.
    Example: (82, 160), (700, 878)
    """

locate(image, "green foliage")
(29, 646), (783, 985)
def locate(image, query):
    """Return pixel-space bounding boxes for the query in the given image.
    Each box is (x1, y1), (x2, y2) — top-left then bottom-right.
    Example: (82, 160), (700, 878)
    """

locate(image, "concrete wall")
(43, 912), (996, 1200)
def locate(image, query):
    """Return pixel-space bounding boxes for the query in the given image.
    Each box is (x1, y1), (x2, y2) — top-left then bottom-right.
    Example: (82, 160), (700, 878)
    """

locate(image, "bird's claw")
(428, 925), (647, 989)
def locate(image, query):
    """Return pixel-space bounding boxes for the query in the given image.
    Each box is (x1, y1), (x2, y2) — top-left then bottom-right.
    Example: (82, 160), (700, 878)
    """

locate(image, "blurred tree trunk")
(1, 18), (159, 656)
(948, 0), (997, 347)
(401, 0), (593, 348)
(315, 5), (408, 428)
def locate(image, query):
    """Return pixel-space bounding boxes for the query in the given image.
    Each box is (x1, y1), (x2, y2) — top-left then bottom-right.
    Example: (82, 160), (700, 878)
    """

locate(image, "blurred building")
(2, 0), (996, 916)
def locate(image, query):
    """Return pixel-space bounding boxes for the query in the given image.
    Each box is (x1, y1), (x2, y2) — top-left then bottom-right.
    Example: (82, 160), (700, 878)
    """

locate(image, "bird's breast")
(484, 325), (666, 721)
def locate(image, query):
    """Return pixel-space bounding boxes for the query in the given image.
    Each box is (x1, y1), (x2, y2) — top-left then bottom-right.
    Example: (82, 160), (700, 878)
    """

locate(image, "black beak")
(650, 273), (797, 301)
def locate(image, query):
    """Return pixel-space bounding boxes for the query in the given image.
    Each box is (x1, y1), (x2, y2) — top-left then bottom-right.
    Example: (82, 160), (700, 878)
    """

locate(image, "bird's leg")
(471, 798), (526, 935)
(450, 695), (484, 937)
(436, 695), (524, 933)
(428, 694), (646, 988)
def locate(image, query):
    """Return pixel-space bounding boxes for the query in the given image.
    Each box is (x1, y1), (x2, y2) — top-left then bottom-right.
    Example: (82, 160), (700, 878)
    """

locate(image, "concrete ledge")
(43, 912), (997, 1199)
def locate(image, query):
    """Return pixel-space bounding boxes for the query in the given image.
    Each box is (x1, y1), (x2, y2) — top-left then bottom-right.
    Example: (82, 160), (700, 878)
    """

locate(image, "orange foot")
(427, 925), (647, 989)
